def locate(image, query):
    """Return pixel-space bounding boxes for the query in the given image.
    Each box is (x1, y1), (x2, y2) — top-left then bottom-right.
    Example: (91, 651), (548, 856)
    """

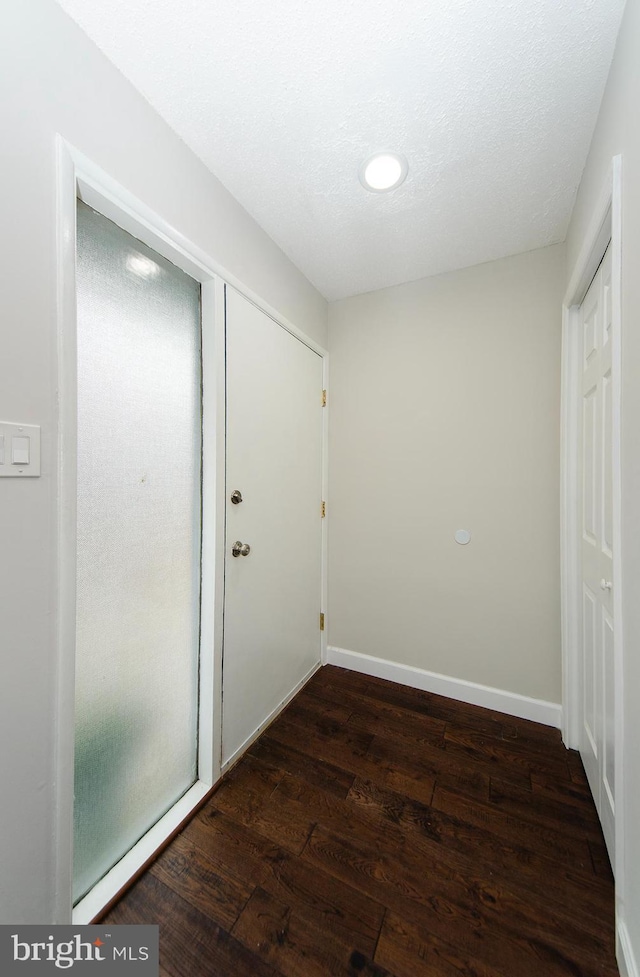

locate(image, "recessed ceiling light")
(359, 152), (408, 192)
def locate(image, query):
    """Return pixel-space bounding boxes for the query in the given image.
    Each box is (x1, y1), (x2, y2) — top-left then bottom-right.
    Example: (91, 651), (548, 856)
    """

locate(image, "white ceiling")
(55, 0), (625, 302)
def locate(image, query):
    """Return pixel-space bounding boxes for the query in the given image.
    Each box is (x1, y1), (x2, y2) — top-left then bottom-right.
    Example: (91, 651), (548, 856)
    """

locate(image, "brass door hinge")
(322, 389), (327, 407)
(320, 612), (325, 631)
(321, 501), (326, 518)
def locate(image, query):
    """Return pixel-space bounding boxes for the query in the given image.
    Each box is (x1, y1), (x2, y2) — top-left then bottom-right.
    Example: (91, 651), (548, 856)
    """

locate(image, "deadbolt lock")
(231, 490), (243, 504)
(232, 540), (251, 557)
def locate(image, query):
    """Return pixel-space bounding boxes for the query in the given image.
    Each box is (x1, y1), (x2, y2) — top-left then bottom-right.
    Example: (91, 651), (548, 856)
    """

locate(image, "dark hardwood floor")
(104, 665), (618, 976)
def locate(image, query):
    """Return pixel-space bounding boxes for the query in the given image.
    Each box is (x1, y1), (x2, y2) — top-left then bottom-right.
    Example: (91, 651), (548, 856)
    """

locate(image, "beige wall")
(0, 0), (326, 924)
(566, 0), (640, 966)
(328, 244), (565, 703)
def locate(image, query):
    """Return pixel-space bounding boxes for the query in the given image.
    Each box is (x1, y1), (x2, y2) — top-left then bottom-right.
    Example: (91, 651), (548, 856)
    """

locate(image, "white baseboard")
(618, 917), (639, 977)
(326, 646), (562, 729)
(221, 660), (321, 773)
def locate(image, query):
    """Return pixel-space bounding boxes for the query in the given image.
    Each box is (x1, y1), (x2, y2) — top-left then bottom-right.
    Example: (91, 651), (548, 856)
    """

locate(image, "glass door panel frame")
(54, 140), (225, 924)
(74, 199), (204, 905)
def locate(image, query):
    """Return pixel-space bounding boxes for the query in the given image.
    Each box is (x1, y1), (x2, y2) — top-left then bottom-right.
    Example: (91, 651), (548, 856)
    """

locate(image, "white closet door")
(579, 242), (615, 863)
(222, 287), (324, 766)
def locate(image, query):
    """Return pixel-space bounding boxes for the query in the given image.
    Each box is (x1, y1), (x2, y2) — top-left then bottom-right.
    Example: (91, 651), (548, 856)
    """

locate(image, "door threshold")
(73, 780), (213, 924)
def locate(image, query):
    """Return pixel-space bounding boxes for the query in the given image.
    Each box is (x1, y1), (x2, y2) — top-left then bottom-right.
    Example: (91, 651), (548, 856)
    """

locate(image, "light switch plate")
(0, 422), (41, 476)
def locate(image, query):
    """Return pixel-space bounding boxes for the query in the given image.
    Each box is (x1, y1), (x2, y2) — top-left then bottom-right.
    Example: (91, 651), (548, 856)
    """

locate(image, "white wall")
(328, 244), (565, 704)
(566, 0), (640, 969)
(0, 0), (326, 924)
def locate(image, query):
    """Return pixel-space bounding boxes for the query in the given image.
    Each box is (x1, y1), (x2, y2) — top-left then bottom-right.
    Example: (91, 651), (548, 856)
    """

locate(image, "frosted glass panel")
(74, 200), (201, 903)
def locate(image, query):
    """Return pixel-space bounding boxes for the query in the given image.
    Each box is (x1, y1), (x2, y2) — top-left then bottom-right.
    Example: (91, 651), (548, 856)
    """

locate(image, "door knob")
(232, 540), (251, 557)
(230, 490), (243, 505)
(600, 579), (613, 591)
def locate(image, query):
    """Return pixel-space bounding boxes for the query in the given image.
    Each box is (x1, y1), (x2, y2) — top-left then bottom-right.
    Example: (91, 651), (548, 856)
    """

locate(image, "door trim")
(55, 138), (224, 923)
(560, 156), (623, 885)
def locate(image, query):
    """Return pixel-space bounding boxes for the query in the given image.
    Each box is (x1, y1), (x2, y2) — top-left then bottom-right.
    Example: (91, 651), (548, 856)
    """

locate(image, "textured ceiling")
(55, 0), (625, 301)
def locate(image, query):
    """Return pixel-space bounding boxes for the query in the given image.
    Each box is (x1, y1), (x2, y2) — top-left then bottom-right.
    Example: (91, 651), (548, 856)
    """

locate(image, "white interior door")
(222, 287), (324, 766)
(579, 242), (615, 863)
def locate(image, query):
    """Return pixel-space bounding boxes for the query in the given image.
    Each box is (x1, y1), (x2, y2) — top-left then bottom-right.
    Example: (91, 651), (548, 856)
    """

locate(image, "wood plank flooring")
(104, 665), (618, 976)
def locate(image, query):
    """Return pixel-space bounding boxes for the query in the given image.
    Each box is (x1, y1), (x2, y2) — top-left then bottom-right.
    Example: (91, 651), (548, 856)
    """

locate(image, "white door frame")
(560, 156), (623, 889)
(53, 137), (328, 923)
